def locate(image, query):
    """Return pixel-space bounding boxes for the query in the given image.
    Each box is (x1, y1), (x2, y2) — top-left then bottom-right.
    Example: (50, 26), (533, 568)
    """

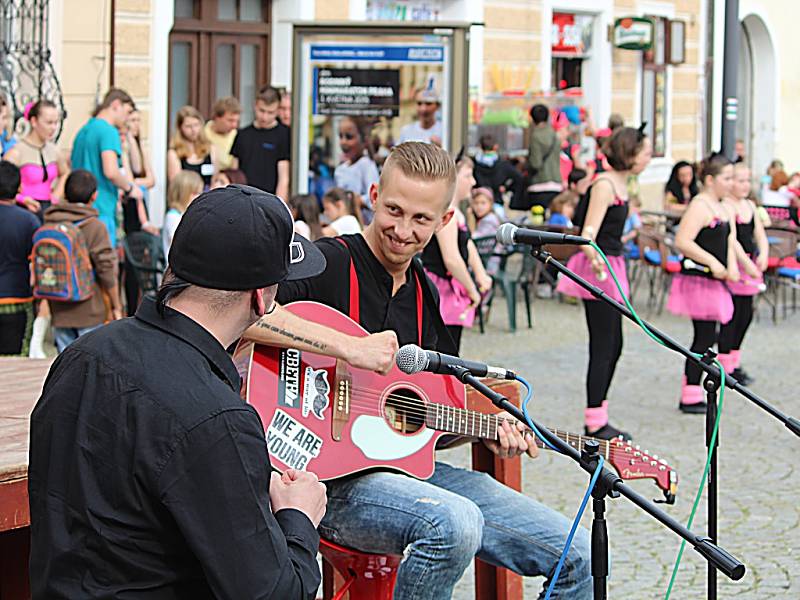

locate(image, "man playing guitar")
(246, 142), (592, 599)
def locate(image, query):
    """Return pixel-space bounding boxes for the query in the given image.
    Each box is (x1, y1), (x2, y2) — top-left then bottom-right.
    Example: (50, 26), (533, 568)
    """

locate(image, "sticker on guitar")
(267, 409), (324, 471)
(302, 366), (330, 420)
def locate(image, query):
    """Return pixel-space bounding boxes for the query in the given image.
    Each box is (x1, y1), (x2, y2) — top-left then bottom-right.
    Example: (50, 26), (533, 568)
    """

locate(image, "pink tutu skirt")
(726, 262), (764, 297)
(425, 271), (476, 328)
(667, 274), (734, 323)
(556, 253), (629, 303)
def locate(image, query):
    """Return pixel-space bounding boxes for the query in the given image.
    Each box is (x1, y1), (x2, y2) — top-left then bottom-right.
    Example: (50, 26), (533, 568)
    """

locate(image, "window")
(642, 16), (668, 157)
(169, 1), (270, 131)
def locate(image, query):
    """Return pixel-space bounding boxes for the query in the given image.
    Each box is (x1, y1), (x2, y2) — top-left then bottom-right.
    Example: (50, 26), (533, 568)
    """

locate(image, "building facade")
(5, 0), (793, 219)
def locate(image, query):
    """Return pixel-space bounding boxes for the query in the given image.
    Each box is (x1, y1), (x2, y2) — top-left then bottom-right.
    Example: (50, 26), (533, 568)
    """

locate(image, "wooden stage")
(0, 357), (523, 600)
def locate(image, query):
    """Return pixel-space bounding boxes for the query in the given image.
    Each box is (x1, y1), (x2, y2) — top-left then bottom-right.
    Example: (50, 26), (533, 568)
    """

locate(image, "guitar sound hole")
(384, 388), (425, 434)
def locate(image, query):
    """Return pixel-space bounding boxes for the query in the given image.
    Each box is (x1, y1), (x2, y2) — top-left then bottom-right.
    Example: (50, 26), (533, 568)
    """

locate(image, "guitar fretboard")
(425, 403), (611, 458)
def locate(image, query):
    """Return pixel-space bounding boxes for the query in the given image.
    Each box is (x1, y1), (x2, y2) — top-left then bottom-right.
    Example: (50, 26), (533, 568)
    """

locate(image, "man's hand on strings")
(482, 412), (539, 459)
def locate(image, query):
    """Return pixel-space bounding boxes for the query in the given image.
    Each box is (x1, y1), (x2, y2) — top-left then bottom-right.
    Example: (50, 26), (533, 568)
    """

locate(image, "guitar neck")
(425, 403), (611, 457)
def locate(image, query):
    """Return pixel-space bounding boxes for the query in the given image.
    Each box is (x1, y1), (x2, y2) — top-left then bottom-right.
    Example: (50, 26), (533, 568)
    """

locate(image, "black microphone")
(395, 344), (516, 380)
(496, 222), (591, 246)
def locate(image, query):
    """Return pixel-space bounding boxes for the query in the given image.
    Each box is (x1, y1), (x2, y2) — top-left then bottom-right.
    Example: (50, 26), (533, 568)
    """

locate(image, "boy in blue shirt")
(71, 88), (143, 247)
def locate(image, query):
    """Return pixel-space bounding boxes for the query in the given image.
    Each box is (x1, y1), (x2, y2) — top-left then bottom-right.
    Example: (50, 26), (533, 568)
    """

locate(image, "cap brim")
(284, 233), (327, 281)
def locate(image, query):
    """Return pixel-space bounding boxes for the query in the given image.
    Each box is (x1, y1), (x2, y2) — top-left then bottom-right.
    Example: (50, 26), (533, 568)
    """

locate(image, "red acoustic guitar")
(234, 301), (678, 503)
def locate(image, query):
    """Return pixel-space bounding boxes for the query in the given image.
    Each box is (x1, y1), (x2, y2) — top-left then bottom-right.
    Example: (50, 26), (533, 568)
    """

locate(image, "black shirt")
(421, 225), (470, 279)
(0, 203), (40, 298)
(574, 182), (629, 256)
(276, 234), (451, 353)
(230, 123), (290, 193)
(28, 298), (320, 599)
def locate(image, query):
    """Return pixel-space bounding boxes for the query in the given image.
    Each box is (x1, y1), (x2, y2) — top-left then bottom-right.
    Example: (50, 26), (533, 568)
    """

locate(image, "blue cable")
(514, 374), (605, 598)
(544, 455), (604, 600)
(515, 374), (559, 451)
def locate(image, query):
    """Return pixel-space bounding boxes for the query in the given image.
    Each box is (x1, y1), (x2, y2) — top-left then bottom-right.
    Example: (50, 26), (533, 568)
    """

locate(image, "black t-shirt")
(0, 203), (41, 298)
(276, 234), (454, 353)
(230, 123), (290, 193)
(28, 298), (321, 599)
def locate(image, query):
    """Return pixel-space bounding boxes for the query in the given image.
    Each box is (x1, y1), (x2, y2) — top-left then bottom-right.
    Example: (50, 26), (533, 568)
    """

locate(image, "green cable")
(585, 242), (726, 599)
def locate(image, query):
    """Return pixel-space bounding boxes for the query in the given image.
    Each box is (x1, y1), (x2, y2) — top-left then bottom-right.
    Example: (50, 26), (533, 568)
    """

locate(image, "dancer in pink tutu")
(718, 162), (769, 385)
(668, 153), (739, 413)
(557, 126), (652, 440)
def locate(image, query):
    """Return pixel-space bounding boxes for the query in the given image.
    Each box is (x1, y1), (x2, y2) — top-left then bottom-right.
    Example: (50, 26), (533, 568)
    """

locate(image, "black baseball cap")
(169, 185), (326, 290)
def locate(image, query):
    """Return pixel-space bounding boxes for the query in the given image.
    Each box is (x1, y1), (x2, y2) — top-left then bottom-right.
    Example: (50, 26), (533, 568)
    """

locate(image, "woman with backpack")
(556, 126), (652, 440)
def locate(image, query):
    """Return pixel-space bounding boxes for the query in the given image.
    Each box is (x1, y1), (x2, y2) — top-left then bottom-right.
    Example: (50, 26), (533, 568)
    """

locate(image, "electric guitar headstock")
(606, 437), (678, 504)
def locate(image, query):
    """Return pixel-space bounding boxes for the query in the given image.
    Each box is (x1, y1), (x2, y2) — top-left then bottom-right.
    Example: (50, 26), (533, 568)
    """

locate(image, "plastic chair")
(763, 228), (798, 320)
(122, 232), (165, 303)
(320, 538), (400, 600)
(472, 234), (518, 332)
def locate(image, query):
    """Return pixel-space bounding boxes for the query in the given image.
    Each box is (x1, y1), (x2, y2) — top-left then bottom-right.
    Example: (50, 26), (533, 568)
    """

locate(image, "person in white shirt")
(398, 88), (443, 146)
(333, 116), (379, 197)
(321, 187), (363, 236)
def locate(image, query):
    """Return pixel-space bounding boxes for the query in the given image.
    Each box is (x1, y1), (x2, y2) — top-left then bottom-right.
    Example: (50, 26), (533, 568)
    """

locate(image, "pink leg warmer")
(717, 352), (736, 374)
(730, 349), (741, 369)
(681, 376), (705, 405)
(585, 400), (609, 430)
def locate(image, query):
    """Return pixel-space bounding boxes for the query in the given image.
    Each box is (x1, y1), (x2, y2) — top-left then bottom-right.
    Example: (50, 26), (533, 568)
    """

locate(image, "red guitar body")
(234, 301), (466, 481)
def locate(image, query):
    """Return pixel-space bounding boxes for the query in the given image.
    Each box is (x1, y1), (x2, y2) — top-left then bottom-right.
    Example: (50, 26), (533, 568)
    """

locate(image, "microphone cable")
(514, 374), (604, 599)
(587, 241), (726, 600)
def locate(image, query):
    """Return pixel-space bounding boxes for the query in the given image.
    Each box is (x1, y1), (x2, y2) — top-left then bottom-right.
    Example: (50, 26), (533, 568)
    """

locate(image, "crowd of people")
(4, 74), (796, 599)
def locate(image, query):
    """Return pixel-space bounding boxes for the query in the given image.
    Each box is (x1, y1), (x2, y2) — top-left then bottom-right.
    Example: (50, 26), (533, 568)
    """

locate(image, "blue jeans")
(54, 324), (103, 353)
(319, 461), (591, 600)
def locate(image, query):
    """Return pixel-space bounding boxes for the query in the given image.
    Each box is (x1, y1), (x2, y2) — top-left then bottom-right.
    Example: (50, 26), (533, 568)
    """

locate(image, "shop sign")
(552, 12), (594, 56)
(614, 17), (653, 51)
(313, 67), (401, 117)
(366, 1), (441, 22)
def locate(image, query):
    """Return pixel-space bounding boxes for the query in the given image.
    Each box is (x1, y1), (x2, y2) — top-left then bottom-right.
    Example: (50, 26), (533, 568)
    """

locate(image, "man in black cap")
(28, 185), (330, 599)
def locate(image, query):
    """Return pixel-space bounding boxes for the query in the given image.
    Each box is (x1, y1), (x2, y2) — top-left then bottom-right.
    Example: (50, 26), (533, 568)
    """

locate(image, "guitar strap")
(335, 237), (423, 346)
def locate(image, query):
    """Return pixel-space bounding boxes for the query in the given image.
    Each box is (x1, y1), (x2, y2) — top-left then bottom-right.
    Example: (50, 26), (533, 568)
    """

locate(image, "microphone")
(396, 344), (516, 380)
(496, 223), (591, 247)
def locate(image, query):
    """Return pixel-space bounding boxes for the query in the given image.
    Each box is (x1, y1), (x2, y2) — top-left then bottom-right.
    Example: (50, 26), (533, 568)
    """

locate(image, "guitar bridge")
(331, 360), (351, 441)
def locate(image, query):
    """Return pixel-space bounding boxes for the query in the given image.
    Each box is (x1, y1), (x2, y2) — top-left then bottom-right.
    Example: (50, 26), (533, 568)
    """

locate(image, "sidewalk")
(446, 293), (798, 599)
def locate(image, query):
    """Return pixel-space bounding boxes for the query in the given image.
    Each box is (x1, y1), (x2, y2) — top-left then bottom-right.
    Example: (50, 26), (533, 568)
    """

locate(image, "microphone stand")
(528, 246), (800, 599)
(447, 365), (745, 600)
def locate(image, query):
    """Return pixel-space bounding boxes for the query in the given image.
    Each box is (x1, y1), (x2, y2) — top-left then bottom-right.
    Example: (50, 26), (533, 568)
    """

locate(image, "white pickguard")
(350, 415), (434, 460)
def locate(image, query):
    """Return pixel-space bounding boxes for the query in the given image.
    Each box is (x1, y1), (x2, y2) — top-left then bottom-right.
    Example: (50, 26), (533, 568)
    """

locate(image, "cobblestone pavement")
(444, 288), (799, 599)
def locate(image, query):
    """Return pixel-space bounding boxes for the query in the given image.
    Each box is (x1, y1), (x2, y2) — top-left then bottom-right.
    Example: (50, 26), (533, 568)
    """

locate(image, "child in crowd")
(667, 153), (739, 413)
(288, 194), (323, 241)
(333, 116), (379, 216)
(321, 187), (364, 236)
(621, 197), (643, 254)
(167, 105), (217, 188)
(230, 86), (290, 198)
(210, 168), (247, 189)
(162, 170), (203, 259)
(42, 170), (122, 353)
(548, 191), (578, 227)
(718, 162), (769, 384)
(467, 186), (502, 275)
(0, 161), (40, 355)
(557, 126), (653, 440)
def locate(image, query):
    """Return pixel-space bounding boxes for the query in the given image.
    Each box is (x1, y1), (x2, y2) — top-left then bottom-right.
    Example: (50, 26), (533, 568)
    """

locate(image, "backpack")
(31, 220), (95, 302)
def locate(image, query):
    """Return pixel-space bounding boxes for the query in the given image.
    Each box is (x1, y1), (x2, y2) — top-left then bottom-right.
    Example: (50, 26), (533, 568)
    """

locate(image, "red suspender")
(336, 238), (423, 346)
(413, 270), (423, 346)
(335, 238), (360, 324)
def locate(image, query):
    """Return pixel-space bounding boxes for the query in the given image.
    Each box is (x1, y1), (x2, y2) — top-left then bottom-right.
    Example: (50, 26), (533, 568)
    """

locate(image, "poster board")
(291, 23), (470, 196)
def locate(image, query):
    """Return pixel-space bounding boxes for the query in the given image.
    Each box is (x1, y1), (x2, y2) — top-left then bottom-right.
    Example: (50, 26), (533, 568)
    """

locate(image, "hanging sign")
(613, 17), (653, 51)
